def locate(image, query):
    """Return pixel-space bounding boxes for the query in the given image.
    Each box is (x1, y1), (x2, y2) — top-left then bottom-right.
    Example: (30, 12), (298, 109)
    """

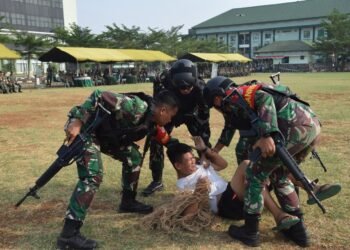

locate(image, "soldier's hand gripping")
(192, 136), (207, 152)
(253, 136), (275, 158)
(65, 119), (83, 144)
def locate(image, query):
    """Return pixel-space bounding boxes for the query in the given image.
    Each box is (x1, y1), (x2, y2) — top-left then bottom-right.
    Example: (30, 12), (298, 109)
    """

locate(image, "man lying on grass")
(142, 137), (300, 235)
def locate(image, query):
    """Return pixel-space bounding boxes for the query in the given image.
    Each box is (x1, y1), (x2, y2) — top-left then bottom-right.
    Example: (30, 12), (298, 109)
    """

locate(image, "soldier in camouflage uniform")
(142, 59), (211, 196)
(57, 89), (178, 250)
(203, 76), (322, 247)
(208, 76), (340, 205)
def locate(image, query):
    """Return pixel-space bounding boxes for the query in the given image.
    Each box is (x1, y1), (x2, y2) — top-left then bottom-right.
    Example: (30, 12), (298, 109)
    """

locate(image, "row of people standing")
(52, 59), (339, 249)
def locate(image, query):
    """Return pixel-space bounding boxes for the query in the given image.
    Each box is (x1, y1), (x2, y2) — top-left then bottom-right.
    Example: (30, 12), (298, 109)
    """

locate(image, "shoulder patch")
(239, 85), (262, 108)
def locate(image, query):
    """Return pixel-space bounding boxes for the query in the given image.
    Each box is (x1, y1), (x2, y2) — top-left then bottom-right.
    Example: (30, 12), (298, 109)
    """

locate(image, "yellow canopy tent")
(219, 53), (252, 63)
(118, 49), (176, 62)
(39, 47), (175, 63)
(180, 52), (251, 63)
(0, 43), (20, 59)
(181, 53), (227, 63)
(39, 47), (133, 63)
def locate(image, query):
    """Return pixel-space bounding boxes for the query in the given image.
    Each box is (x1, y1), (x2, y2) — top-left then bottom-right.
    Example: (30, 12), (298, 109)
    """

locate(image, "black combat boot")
(119, 190), (153, 214)
(57, 219), (97, 250)
(281, 209), (310, 247)
(228, 213), (260, 247)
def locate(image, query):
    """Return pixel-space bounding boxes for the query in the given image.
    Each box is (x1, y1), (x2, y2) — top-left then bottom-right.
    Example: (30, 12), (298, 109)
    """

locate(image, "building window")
(38, 17), (51, 28)
(282, 57), (289, 64)
(52, 0), (63, 8)
(303, 30), (311, 39)
(27, 16), (39, 27)
(27, 0), (38, 4)
(265, 33), (272, 39)
(300, 56), (305, 60)
(52, 18), (64, 28)
(238, 33), (250, 45)
(252, 33), (260, 41)
(41, 0), (51, 6)
(317, 29), (325, 39)
(0, 12), (11, 23)
(11, 13), (26, 25)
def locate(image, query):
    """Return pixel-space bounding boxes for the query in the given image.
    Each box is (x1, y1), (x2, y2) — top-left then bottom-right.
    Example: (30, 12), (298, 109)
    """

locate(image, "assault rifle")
(15, 103), (111, 208)
(223, 88), (326, 213)
(140, 134), (151, 168)
(269, 72), (328, 172)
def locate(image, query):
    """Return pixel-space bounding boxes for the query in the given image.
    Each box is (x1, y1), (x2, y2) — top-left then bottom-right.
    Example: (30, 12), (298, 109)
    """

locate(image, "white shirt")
(176, 164), (228, 213)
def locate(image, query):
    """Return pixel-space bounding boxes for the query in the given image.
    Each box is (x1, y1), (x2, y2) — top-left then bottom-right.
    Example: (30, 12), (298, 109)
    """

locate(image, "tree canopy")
(51, 23), (228, 58)
(314, 9), (350, 70)
(52, 23), (99, 47)
(13, 31), (50, 77)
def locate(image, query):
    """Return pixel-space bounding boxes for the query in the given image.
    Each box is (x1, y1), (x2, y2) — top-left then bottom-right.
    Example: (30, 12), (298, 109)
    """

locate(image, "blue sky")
(77, 0), (298, 34)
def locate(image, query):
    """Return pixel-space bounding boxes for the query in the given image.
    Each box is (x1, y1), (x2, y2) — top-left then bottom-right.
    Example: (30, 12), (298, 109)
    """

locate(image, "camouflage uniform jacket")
(218, 83), (317, 146)
(67, 89), (171, 154)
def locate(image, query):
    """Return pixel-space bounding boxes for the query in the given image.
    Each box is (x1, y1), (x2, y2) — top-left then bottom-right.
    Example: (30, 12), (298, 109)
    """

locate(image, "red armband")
(154, 125), (170, 145)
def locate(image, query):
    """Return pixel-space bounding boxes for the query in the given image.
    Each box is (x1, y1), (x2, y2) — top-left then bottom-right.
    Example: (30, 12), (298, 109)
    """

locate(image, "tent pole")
(211, 62), (218, 78)
(76, 61), (79, 76)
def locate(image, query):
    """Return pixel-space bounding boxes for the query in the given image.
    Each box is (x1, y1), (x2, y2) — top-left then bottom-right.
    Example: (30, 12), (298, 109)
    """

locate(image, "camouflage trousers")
(65, 138), (142, 221)
(243, 117), (321, 215)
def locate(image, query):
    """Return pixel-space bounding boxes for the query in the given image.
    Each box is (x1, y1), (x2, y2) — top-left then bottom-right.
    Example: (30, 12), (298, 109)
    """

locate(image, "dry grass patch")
(1, 73), (350, 249)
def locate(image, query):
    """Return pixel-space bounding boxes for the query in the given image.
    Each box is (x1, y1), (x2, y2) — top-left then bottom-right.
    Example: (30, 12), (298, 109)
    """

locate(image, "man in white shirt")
(167, 137), (300, 231)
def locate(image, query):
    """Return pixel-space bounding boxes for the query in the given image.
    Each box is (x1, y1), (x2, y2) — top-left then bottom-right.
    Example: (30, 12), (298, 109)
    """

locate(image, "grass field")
(0, 72), (349, 249)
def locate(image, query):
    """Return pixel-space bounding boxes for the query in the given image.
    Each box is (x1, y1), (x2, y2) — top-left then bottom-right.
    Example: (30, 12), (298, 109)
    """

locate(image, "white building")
(189, 0), (350, 63)
(0, 0), (77, 75)
(0, 0), (76, 35)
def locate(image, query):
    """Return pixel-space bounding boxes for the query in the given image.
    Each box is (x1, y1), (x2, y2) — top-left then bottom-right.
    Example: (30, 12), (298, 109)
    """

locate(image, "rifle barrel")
(15, 185), (39, 208)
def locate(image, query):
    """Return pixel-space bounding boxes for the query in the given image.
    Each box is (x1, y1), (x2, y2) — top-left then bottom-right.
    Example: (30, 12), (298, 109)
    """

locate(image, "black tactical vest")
(94, 93), (155, 155)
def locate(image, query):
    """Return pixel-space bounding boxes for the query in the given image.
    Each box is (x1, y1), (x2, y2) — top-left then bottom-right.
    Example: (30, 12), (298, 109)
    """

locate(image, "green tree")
(177, 36), (228, 58)
(99, 23), (144, 48)
(314, 9), (350, 71)
(141, 27), (167, 50)
(13, 32), (50, 77)
(98, 24), (228, 57)
(144, 25), (228, 57)
(52, 23), (99, 47)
